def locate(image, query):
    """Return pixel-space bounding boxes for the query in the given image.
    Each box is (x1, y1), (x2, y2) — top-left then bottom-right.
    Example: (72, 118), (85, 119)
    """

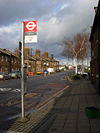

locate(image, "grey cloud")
(0, 0), (99, 63)
(0, 0), (68, 26)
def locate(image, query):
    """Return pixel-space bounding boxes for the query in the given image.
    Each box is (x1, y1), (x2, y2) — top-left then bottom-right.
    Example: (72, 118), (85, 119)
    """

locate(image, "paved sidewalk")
(36, 79), (100, 133)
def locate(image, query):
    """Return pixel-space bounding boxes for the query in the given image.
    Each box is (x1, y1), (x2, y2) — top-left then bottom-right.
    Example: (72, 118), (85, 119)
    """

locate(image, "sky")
(0, 0), (99, 64)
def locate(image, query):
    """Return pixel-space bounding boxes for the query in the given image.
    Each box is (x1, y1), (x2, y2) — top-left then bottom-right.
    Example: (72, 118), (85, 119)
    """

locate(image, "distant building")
(0, 46), (59, 75)
(14, 46), (59, 75)
(90, 0), (100, 91)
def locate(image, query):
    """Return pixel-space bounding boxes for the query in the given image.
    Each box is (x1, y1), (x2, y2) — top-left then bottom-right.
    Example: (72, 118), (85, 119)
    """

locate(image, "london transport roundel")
(25, 21), (37, 32)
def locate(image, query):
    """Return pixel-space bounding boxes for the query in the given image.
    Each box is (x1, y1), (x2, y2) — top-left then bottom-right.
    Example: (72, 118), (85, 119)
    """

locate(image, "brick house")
(90, 0), (100, 91)
(0, 46), (59, 74)
(0, 48), (21, 73)
(34, 49), (43, 73)
(41, 51), (59, 72)
(23, 47), (36, 74)
(50, 54), (59, 71)
(24, 47), (59, 74)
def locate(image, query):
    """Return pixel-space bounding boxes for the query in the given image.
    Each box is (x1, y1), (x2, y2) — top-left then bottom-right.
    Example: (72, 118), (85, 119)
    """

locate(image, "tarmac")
(1, 78), (100, 133)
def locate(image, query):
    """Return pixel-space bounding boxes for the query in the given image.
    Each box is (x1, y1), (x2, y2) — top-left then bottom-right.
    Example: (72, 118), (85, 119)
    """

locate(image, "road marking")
(0, 88), (21, 92)
(25, 92), (39, 97)
(36, 85), (69, 109)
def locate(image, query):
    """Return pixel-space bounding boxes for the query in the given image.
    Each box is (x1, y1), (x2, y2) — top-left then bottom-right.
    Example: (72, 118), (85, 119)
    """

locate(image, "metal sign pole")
(21, 22), (25, 119)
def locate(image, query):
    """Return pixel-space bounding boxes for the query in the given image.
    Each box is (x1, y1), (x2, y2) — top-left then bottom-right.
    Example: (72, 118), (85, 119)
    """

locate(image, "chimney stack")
(42, 51), (48, 58)
(15, 48), (19, 56)
(94, 7), (98, 14)
(51, 54), (54, 59)
(35, 49), (40, 57)
(24, 47), (30, 56)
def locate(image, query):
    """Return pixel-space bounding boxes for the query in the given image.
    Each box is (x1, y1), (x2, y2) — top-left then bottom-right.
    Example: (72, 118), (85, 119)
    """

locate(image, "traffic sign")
(25, 21), (37, 32)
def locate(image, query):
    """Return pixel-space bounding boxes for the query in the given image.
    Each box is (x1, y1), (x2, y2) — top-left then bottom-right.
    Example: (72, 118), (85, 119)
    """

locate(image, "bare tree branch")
(61, 30), (90, 74)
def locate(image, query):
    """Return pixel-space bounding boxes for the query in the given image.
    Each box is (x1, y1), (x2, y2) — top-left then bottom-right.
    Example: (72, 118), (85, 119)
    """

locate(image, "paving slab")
(45, 79), (100, 133)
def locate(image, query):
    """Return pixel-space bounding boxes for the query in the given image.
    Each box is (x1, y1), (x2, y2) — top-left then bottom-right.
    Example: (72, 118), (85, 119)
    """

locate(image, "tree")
(62, 31), (90, 74)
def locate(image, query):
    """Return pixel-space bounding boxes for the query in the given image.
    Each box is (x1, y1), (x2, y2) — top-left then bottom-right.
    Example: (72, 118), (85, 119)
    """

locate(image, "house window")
(11, 58), (13, 62)
(5, 67), (8, 71)
(5, 56), (7, 62)
(1, 56), (3, 62)
(37, 61), (41, 64)
(15, 59), (16, 63)
(92, 50), (94, 57)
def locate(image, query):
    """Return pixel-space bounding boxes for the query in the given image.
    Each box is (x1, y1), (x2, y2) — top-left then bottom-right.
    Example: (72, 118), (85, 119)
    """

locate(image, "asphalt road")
(0, 71), (73, 123)
(0, 71), (71, 89)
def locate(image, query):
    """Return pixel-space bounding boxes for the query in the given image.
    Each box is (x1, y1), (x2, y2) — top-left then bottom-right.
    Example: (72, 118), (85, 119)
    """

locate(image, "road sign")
(25, 21), (37, 32)
(24, 21), (37, 43)
(21, 21), (37, 119)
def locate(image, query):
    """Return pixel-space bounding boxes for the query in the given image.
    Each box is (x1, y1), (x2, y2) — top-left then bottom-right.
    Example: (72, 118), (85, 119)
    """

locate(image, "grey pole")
(21, 22), (25, 119)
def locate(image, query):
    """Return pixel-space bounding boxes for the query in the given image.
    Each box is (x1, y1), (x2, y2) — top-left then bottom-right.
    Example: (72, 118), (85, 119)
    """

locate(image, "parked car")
(0, 72), (10, 80)
(9, 71), (21, 79)
(36, 71), (43, 75)
(56, 69), (61, 72)
(77, 71), (88, 75)
(77, 71), (88, 78)
(0, 72), (3, 80)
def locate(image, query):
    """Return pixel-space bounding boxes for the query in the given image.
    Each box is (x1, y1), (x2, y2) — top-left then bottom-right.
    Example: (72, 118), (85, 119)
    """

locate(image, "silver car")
(9, 71), (21, 79)
(0, 72), (4, 80)
(0, 72), (10, 80)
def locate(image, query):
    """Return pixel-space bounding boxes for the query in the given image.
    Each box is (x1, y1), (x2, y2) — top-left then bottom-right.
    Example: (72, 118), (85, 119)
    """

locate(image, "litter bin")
(85, 106), (100, 118)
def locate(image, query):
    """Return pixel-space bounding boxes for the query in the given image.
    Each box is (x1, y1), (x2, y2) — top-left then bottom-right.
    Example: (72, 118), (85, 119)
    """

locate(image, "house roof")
(0, 48), (20, 59)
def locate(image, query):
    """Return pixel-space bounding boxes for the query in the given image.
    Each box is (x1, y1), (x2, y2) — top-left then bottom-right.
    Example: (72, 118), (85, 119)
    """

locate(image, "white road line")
(0, 88), (21, 92)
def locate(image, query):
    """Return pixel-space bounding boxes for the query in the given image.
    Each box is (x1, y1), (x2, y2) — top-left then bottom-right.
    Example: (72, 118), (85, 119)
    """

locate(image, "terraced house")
(90, 0), (100, 91)
(15, 47), (59, 75)
(0, 48), (21, 73)
(24, 47), (59, 75)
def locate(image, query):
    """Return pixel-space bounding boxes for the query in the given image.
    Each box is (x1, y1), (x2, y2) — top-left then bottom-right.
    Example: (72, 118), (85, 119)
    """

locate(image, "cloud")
(0, 0), (63, 26)
(0, 22), (21, 50)
(0, 0), (99, 64)
(53, 2), (70, 14)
